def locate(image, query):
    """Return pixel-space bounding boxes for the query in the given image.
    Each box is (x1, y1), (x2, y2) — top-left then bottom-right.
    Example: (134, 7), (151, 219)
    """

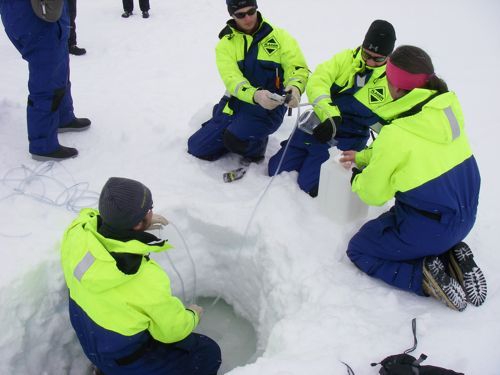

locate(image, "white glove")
(254, 90), (282, 110)
(285, 85), (301, 108)
(188, 304), (204, 317)
(147, 213), (169, 230)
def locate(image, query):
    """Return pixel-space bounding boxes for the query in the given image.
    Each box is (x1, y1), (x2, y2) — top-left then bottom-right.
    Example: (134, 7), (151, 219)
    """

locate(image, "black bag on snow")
(378, 353), (464, 375)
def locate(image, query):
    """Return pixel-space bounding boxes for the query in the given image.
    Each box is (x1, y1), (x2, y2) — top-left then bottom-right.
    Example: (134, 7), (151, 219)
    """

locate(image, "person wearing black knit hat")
(269, 20), (396, 197)
(226, 0), (257, 15)
(362, 19), (396, 57)
(187, 1), (309, 175)
(61, 177), (221, 375)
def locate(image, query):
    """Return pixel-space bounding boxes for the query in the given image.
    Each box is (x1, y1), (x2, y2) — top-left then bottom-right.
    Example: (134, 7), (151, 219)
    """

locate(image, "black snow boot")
(58, 118), (91, 133)
(31, 146), (78, 161)
(422, 256), (467, 311)
(69, 45), (87, 56)
(447, 242), (487, 306)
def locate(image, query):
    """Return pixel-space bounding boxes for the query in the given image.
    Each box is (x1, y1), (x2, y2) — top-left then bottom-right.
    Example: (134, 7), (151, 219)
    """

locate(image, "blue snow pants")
(0, 0), (75, 154)
(187, 95), (286, 161)
(346, 201), (476, 296)
(69, 299), (222, 375)
(268, 130), (368, 195)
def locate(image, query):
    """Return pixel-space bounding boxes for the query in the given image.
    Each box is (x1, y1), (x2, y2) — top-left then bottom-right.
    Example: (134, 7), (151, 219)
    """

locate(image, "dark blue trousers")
(69, 299), (221, 375)
(188, 96), (286, 161)
(347, 203), (475, 295)
(0, 0), (75, 154)
(268, 130), (367, 194)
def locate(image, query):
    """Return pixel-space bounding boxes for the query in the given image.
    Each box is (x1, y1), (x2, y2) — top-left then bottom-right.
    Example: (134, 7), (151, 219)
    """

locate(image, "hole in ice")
(195, 296), (259, 374)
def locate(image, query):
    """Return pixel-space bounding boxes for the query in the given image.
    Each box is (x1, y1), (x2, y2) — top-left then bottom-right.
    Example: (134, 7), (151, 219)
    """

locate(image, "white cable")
(209, 104), (304, 309)
(0, 161), (99, 213)
(171, 222), (198, 305)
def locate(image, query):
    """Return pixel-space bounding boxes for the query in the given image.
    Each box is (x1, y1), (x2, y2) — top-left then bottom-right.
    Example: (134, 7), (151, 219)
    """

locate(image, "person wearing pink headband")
(341, 45), (486, 311)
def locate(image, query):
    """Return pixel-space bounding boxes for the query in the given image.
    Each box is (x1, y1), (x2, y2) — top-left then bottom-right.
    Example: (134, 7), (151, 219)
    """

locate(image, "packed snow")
(1, 0), (499, 374)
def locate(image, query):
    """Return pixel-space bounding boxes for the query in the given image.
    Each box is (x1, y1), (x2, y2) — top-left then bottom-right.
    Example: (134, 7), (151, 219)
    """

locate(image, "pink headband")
(386, 60), (433, 90)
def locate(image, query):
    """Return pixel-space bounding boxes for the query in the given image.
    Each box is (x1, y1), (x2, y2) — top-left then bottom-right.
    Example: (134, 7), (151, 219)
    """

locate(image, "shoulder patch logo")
(262, 37), (280, 56)
(369, 87), (386, 104)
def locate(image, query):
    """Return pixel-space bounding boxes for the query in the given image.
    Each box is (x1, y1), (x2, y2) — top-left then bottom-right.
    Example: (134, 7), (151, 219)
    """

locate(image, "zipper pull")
(41, 0), (47, 15)
(275, 67), (280, 89)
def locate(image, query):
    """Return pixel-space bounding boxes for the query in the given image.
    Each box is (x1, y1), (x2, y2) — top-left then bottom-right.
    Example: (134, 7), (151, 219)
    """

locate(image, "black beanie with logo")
(98, 177), (153, 230)
(362, 20), (396, 56)
(226, 0), (257, 15)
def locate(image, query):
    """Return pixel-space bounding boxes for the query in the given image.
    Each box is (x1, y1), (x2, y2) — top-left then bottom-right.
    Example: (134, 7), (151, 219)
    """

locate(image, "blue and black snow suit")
(0, 0), (76, 154)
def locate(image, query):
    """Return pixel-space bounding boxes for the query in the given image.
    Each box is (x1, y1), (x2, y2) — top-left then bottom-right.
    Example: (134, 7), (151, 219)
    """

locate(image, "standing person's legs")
(122, 0), (134, 12)
(67, 0), (77, 47)
(58, 81), (76, 127)
(139, 0), (150, 12)
(1, 0), (70, 155)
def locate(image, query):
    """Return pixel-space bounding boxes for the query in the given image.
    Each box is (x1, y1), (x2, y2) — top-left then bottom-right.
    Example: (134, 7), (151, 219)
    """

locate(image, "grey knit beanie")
(98, 177), (153, 230)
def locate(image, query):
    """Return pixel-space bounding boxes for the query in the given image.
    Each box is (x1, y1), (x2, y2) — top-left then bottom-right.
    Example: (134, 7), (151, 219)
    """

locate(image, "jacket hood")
(62, 209), (172, 293)
(378, 90), (464, 145)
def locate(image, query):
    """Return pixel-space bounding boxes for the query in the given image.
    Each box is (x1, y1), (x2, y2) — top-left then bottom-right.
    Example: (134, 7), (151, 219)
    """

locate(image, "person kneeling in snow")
(61, 177), (221, 375)
(341, 46), (487, 312)
(269, 20), (396, 197)
(187, 0), (309, 167)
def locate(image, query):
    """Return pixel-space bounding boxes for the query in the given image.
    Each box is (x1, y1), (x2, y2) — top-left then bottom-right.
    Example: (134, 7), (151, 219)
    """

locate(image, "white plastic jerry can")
(317, 148), (369, 224)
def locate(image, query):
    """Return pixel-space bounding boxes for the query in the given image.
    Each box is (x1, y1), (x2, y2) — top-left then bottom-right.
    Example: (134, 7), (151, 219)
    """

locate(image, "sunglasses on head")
(233, 7), (257, 19)
(361, 49), (387, 63)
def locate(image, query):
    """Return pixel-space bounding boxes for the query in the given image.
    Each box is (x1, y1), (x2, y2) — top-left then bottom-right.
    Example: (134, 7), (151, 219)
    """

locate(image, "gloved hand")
(188, 304), (204, 317)
(312, 116), (341, 143)
(147, 213), (169, 230)
(254, 89), (282, 110)
(284, 85), (301, 108)
(350, 167), (362, 184)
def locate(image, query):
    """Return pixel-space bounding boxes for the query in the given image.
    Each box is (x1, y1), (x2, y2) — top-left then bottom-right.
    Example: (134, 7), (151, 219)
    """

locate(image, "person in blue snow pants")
(0, 0), (88, 159)
(269, 20), (397, 197)
(69, 299), (221, 375)
(341, 46), (483, 310)
(187, 0), (308, 164)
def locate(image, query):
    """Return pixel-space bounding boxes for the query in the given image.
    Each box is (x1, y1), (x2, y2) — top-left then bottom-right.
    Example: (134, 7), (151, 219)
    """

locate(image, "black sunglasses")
(233, 7), (257, 19)
(361, 49), (387, 63)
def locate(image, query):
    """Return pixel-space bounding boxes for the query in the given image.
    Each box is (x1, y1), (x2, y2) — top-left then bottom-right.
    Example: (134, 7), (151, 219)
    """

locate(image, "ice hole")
(195, 297), (259, 374)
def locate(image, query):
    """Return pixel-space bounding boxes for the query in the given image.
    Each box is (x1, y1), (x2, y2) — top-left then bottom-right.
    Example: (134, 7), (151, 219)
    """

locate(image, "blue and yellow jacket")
(216, 12), (308, 115)
(353, 89), (480, 222)
(61, 209), (198, 362)
(307, 47), (392, 148)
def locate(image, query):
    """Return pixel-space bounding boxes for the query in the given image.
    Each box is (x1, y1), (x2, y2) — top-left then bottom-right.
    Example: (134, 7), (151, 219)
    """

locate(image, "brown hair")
(390, 45), (448, 93)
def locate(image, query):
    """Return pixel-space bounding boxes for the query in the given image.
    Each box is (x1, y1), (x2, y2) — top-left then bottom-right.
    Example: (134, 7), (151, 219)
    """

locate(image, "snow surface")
(1, 0), (500, 374)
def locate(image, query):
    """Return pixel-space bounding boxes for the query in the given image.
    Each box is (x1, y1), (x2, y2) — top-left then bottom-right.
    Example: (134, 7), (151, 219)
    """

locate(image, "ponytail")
(390, 45), (448, 93)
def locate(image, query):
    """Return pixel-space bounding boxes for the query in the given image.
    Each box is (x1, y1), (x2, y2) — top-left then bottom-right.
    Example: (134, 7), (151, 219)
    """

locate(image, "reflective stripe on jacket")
(353, 90), (480, 222)
(61, 209), (199, 344)
(307, 47), (392, 127)
(216, 12), (308, 112)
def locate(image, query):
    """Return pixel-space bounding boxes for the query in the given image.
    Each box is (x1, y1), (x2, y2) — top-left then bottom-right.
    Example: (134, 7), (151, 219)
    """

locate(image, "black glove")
(379, 354), (419, 375)
(312, 116), (341, 143)
(350, 167), (362, 184)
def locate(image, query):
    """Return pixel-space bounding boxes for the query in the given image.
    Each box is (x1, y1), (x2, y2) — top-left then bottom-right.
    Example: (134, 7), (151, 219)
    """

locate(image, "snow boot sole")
(448, 242), (487, 307)
(423, 256), (467, 312)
